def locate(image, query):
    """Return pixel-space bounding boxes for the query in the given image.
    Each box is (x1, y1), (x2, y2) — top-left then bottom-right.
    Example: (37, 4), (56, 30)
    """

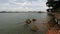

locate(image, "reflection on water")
(0, 13), (51, 34)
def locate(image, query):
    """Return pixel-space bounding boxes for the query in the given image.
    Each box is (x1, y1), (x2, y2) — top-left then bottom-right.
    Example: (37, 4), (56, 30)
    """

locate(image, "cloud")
(0, 0), (47, 11)
(0, 0), (8, 4)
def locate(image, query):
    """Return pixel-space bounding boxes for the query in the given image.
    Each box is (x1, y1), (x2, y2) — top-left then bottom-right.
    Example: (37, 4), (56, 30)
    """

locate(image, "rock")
(25, 19), (31, 24)
(31, 25), (38, 32)
(46, 28), (58, 34)
(32, 19), (36, 22)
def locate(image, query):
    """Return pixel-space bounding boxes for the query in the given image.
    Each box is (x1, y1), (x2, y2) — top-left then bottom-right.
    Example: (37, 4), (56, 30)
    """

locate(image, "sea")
(0, 13), (51, 34)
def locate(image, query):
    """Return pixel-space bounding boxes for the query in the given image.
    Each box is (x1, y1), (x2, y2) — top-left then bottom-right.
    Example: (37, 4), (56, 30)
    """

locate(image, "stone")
(31, 25), (38, 32)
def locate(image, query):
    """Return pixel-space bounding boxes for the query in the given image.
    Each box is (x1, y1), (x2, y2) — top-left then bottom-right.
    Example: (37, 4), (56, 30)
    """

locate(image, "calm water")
(0, 13), (50, 34)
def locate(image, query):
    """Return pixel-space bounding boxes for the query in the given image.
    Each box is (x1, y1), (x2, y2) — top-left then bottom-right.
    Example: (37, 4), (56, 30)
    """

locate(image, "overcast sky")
(0, 0), (47, 11)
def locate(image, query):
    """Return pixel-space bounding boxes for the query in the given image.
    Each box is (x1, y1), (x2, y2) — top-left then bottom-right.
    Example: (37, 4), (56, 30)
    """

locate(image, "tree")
(46, 0), (60, 12)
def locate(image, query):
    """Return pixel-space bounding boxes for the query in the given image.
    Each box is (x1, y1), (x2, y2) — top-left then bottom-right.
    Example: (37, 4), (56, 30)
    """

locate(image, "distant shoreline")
(0, 12), (46, 13)
(0, 11), (46, 13)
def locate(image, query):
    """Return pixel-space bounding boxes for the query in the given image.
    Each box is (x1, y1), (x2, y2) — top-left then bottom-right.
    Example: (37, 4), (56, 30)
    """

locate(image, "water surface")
(0, 13), (50, 34)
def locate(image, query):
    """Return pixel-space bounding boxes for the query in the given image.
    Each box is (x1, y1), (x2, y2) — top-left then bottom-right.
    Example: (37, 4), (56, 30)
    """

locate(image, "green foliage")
(46, 1), (60, 13)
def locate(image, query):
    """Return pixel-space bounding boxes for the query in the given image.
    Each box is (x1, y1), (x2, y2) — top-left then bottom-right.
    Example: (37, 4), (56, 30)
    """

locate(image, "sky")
(0, 0), (47, 11)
